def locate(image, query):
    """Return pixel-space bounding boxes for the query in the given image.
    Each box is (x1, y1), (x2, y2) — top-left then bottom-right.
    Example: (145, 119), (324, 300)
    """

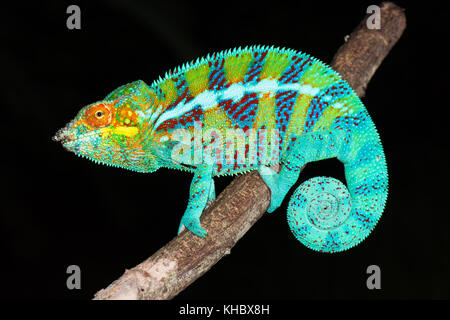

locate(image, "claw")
(267, 200), (281, 213)
(258, 166), (285, 212)
(178, 210), (208, 237)
(177, 223), (186, 235)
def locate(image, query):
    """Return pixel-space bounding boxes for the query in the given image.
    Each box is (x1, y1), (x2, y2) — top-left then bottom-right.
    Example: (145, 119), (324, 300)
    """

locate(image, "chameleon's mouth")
(52, 127), (73, 143)
(52, 124), (81, 152)
(53, 122), (94, 144)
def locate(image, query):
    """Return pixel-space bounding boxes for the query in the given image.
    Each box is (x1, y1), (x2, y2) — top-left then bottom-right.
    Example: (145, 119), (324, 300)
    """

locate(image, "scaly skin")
(54, 45), (388, 253)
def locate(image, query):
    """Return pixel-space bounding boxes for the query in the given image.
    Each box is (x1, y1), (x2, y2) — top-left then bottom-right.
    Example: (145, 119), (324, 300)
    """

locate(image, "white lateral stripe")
(153, 80), (322, 129)
(221, 83), (244, 102)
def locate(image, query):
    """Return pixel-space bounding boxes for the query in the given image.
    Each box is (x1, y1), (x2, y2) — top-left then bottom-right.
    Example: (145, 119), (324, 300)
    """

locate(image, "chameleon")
(53, 45), (388, 253)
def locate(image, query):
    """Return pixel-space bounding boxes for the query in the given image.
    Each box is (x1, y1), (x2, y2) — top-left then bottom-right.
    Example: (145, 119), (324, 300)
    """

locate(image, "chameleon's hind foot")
(258, 166), (284, 213)
(178, 208), (207, 237)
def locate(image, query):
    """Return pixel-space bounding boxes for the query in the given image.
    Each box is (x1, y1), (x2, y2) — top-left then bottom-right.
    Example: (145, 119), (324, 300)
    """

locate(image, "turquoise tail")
(286, 119), (388, 253)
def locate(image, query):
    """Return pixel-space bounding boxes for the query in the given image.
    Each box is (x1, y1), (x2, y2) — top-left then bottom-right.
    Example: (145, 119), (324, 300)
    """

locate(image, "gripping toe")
(258, 166), (284, 213)
(178, 210), (208, 237)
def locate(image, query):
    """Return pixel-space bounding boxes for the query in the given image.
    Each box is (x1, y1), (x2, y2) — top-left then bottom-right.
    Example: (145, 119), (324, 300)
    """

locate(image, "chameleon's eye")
(85, 103), (113, 128)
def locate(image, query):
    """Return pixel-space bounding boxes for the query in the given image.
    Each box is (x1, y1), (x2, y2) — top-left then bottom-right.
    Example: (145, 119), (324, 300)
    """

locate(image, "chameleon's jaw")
(53, 119), (99, 144)
(52, 122), (88, 153)
(53, 126), (74, 143)
(53, 128), (98, 157)
(53, 131), (78, 156)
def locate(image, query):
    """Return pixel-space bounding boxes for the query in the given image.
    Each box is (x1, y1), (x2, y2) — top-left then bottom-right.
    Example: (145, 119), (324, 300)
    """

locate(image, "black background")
(1, 0), (449, 300)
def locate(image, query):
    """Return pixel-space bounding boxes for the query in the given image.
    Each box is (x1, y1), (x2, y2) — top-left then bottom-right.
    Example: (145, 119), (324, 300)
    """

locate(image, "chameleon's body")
(54, 46), (388, 253)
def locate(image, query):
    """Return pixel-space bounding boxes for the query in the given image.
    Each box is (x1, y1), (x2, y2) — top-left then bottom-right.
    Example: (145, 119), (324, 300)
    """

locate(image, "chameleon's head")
(53, 96), (161, 173)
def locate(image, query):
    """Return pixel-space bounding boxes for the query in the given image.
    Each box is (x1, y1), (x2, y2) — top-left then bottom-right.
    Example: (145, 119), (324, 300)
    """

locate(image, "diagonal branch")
(93, 1), (406, 300)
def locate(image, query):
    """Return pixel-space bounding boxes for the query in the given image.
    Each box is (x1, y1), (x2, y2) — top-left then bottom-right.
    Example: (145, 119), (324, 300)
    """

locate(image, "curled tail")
(259, 117), (388, 253)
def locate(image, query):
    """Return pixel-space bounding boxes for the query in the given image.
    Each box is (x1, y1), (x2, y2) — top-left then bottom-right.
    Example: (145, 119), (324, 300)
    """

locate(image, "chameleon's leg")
(206, 180), (216, 207)
(178, 163), (215, 237)
(259, 131), (338, 213)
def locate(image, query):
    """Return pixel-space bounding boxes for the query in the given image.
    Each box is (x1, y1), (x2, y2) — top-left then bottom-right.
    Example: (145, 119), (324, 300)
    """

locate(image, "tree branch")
(93, 1), (406, 300)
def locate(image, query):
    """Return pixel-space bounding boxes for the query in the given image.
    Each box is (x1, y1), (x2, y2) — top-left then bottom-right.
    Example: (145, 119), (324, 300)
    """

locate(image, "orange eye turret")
(85, 103), (113, 127)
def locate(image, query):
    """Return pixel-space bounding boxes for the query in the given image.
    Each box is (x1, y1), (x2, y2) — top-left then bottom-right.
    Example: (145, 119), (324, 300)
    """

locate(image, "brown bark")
(93, 2), (406, 300)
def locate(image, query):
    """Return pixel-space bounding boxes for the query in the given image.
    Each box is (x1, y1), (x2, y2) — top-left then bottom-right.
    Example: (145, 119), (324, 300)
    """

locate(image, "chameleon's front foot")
(178, 163), (215, 238)
(178, 208), (207, 237)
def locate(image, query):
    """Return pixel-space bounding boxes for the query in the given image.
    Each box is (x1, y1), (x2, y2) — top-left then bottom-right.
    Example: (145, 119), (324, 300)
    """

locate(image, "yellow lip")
(109, 126), (139, 137)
